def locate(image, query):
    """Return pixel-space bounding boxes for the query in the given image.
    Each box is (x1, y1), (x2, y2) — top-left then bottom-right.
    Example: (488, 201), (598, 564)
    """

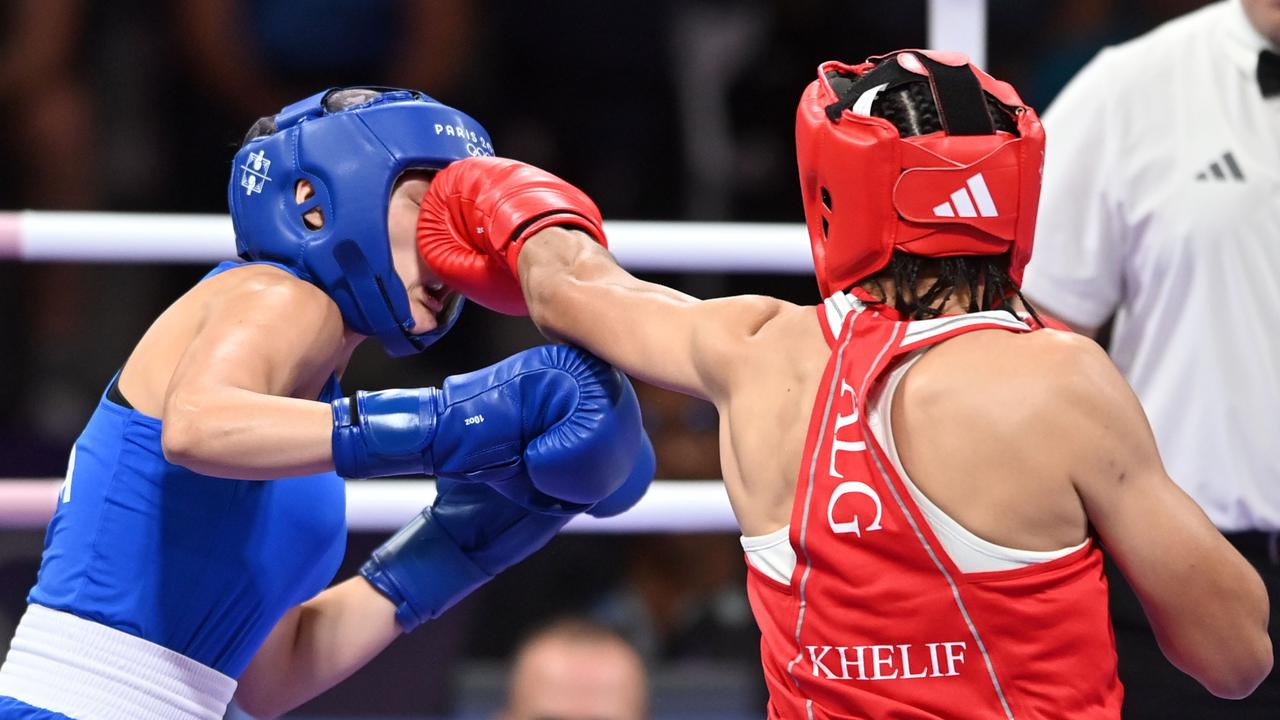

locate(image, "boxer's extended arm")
(160, 272), (345, 480)
(1045, 336), (1271, 698)
(235, 457), (654, 719)
(519, 227), (794, 402)
(416, 156), (797, 403)
(234, 578), (400, 719)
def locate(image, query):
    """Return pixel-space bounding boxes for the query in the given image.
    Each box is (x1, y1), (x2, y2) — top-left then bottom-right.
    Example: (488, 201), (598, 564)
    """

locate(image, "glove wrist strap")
(359, 509), (493, 631)
(331, 388), (442, 479)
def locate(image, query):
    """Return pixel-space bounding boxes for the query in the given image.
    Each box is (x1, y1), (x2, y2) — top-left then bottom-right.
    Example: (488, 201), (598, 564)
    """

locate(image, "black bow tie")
(1260, 50), (1280, 98)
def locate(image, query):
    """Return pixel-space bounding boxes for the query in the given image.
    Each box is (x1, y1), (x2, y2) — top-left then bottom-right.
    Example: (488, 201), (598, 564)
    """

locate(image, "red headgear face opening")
(795, 50), (1045, 298)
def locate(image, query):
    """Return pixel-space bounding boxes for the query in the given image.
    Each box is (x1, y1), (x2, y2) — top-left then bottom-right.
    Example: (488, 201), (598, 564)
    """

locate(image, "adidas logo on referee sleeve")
(932, 173), (999, 218)
(1195, 151), (1245, 181)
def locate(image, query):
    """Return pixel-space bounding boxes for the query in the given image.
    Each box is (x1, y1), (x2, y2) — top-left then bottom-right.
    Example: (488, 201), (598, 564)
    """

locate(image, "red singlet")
(747, 297), (1123, 719)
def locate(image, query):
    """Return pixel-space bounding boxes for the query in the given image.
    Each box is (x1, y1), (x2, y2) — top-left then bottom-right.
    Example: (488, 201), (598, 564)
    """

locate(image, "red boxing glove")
(417, 157), (607, 316)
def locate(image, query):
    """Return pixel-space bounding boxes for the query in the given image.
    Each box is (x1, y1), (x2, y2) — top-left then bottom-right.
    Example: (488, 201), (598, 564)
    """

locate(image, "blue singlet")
(24, 261), (348, 678)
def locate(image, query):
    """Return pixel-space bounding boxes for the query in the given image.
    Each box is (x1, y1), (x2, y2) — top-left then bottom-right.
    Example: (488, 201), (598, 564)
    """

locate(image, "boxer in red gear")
(418, 51), (1272, 717)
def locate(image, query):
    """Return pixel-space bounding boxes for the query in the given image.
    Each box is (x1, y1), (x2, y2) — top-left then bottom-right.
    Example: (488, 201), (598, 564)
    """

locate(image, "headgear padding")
(229, 88), (494, 356)
(795, 50), (1044, 298)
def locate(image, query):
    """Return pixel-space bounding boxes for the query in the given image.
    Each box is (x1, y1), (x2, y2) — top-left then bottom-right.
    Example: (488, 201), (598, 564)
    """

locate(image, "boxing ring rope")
(0, 211), (813, 273)
(0, 210), (792, 534)
(0, 480), (739, 534)
(929, 0), (987, 68)
(0, 0), (988, 531)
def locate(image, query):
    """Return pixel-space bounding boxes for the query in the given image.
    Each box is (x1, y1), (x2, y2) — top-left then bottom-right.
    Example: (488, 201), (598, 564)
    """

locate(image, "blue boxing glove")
(361, 478), (570, 631)
(363, 431), (656, 630)
(587, 432), (655, 518)
(331, 345), (643, 514)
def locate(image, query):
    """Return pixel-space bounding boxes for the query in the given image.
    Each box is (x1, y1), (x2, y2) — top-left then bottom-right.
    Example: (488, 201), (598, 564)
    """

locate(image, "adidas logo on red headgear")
(931, 173), (999, 218)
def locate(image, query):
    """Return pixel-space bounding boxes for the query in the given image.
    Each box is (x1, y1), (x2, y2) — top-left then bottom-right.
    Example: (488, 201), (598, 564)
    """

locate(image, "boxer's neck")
(858, 275), (978, 316)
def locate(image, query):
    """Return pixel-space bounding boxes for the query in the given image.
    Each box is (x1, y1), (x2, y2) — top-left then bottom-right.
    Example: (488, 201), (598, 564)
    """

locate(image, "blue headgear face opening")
(228, 88), (494, 356)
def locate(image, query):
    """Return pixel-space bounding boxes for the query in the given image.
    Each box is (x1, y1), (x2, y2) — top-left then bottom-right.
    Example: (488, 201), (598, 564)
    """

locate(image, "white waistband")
(0, 604), (236, 720)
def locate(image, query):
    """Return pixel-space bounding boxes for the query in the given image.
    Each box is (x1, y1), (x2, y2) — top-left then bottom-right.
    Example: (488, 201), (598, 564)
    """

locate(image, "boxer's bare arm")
(519, 228), (796, 402)
(520, 228), (825, 533)
(1039, 335), (1271, 698)
(235, 578), (400, 719)
(151, 268), (351, 480)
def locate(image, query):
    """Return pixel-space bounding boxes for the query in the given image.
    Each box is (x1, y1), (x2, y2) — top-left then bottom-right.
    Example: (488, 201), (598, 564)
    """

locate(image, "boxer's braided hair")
(859, 83), (1043, 325)
(240, 88), (387, 145)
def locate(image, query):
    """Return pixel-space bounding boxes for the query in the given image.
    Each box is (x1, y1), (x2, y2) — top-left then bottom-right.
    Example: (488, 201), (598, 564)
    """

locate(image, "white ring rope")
(0, 211), (812, 273)
(928, 0), (988, 69)
(0, 210), (757, 535)
(0, 0), (991, 537)
(0, 480), (739, 534)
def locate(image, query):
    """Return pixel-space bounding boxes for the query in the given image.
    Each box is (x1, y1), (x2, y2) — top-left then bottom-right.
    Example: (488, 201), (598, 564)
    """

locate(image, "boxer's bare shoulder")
(889, 327), (1111, 551)
(712, 300), (831, 534)
(691, 296), (819, 393)
(119, 262), (348, 417)
(909, 326), (1270, 698)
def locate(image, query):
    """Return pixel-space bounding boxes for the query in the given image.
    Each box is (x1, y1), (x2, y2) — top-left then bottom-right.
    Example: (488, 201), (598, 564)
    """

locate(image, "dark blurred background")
(0, 1), (1211, 717)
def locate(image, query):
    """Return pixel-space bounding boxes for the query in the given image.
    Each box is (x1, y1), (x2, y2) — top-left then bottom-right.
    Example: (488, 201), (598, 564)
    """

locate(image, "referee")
(1024, 0), (1279, 717)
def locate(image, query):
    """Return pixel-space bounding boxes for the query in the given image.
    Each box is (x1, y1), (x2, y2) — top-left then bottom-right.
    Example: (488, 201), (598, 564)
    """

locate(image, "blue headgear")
(228, 88), (494, 356)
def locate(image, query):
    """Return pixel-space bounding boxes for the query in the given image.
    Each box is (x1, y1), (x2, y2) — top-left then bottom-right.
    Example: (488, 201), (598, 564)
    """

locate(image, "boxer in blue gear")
(332, 344), (645, 511)
(0, 88), (653, 720)
(364, 436), (655, 632)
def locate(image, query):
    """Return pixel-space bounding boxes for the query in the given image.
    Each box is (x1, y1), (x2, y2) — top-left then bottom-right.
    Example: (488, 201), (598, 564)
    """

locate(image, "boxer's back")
(720, 301), (1090, 554)
(726, 298), (1120, 718)
(714, 301), (829, 536)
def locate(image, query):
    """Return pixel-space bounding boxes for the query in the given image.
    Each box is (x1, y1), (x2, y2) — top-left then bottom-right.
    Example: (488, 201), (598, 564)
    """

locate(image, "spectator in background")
(168, 0), (479, 224)
(501, 618), (648, 720)
(635, 382), (721, 481)
(484, 1), (681, 220)
(176, 0), (475, 121)
(1023, 0), (1280, 716)
(0, 0), (96, 210)
(0, 0), (130, 474)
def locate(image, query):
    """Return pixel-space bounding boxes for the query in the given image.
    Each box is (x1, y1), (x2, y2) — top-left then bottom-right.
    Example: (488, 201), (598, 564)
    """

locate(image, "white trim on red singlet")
(871, 351), (1088, 571)
(740, 525), (795, 583)
(821, 291), (864, 338)
(860, 335), (1017, 719)
(787, 316), (903, 700)
(821, 291), (1031, 344)
(785, 307), (864, 691)
(900, 311), (1030, 345)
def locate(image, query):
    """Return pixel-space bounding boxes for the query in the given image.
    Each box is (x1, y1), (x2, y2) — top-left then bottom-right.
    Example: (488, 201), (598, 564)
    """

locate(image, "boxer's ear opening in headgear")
(294, 180), (325, 230)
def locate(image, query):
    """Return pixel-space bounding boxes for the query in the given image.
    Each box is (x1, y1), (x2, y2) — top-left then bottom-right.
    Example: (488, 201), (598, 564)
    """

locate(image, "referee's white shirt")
(1023, 0), (1280, 531)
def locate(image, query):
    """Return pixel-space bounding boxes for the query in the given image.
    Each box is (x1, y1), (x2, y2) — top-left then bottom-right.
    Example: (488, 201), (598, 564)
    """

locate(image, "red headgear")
(796, 50), (1045, 298)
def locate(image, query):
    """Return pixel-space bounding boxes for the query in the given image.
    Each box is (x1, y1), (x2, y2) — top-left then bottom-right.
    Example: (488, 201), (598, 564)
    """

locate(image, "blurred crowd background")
(0, 1), (1214, 717)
